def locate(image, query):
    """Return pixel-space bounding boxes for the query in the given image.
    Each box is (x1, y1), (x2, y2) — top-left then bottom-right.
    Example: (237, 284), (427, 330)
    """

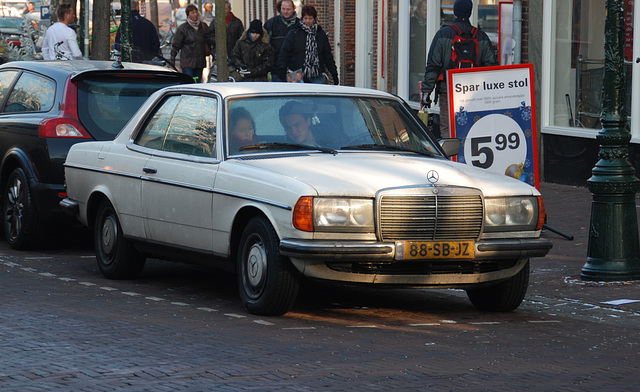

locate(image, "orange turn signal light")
(536, 196), (545, 231)
(293, 197), (314, 232)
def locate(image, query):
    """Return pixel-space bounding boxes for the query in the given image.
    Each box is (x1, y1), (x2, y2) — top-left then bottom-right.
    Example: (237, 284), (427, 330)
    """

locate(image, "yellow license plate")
(396, 241), (475, 260)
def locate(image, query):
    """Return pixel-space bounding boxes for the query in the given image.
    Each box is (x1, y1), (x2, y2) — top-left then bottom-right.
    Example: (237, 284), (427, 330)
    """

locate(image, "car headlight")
(484, 196), (544, 232)
(293, 197), (374, 232)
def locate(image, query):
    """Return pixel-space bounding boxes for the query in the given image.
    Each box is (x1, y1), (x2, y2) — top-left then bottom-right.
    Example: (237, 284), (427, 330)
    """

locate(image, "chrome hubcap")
(101, 215), (117, 264)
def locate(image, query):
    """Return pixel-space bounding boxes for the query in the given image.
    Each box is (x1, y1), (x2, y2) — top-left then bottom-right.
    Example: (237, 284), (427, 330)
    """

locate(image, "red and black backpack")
(450, 24), (479, 69)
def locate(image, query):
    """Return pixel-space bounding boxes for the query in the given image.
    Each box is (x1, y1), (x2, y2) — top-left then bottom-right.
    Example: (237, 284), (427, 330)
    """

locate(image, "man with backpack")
(421, 0), (498, 138)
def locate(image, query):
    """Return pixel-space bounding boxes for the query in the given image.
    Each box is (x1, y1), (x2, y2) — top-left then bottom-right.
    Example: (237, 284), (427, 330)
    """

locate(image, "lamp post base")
(583, 186), (640, 281)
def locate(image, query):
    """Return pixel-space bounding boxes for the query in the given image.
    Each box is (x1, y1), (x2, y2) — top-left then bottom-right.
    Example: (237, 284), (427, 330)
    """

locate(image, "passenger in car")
(229, 107), (259, 152)
(278, 100), (315, 145)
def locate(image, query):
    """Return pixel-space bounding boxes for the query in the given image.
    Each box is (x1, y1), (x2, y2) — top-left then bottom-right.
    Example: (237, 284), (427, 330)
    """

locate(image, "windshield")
(226, 96), (440, 156)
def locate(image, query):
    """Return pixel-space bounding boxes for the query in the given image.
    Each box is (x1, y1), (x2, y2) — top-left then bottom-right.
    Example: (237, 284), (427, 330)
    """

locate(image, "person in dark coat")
(115, 1), (161, 62)
(229, 19), (274, 82)
(421, 0), (497, 138)
(171, 4), (210, 82)
(205, 0), (244, 58)
(264, 0), (299, 81)
(277, 5), (339, 85)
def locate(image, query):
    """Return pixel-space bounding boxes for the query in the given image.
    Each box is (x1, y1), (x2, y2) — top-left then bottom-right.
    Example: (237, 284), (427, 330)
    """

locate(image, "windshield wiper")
(239, 142), (337, 154)
(341, 143), (435, 157)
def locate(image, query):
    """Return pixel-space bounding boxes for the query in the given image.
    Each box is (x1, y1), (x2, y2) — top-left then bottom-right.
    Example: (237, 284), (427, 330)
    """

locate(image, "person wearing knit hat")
(420, 0), (498, 138)
(453, 0), (473, 19)
(229, 19), (274, 82)
(249, 19), (263, 35)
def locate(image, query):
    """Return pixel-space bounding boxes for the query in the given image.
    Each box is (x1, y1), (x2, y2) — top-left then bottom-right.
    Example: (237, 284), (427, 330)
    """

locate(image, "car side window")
(0, 70), (18, 105)
(3, 71), (55, 113)
(136, 95), (181, 150)
(164, 95), (217, 157)
(136, 94), (217, 158)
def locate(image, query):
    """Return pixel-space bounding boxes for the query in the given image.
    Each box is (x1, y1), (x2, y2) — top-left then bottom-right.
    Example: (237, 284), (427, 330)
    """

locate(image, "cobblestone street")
(0, 182), (639, 391)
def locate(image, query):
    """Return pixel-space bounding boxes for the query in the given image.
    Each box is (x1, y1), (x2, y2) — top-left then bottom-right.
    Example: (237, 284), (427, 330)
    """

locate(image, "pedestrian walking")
(201, 2), (214, 27)
(264, 0), (299, 81)
(170, 4), (210, 82)
(206, 0), (244, 58)
(229, 19), (274, 82)
(201, 2), (215, 82)
(115, 0), (161, 62)
(421, 0), (497, 138)
(41, 4), (82, 61)
(277, 5), (338, 85)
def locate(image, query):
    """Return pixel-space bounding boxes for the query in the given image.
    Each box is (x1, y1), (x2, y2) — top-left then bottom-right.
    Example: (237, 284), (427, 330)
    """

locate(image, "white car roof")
(167, 82), (399, 100)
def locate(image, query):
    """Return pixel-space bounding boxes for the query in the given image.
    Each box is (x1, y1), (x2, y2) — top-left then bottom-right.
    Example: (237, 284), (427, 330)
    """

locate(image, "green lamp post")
(583, 0), (640, 281)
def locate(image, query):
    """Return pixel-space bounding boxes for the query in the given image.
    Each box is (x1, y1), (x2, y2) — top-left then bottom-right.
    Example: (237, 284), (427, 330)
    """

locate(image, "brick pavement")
(0, 182), (639, 391)
(534, 182), (640, 314)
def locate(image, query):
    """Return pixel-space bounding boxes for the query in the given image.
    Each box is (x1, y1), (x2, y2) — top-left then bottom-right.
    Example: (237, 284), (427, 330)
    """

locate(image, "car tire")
(237, 216), (300, 316)
(94, 199), (146, 279)
(466, 260), (530, 312)
(3, 167), (42, 250)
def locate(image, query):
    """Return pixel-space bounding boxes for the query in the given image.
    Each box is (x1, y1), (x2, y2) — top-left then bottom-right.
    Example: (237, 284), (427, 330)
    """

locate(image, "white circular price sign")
(462, 113), (527, 174)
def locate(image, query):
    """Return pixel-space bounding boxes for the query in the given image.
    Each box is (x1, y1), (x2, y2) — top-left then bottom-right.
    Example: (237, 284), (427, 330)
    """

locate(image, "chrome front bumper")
(279, 237), (552, 286)
(280, 237), (552, 261)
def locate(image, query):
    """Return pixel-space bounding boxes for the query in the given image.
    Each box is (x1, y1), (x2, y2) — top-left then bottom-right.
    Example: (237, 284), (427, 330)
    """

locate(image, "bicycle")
(159, 19), (175, 50)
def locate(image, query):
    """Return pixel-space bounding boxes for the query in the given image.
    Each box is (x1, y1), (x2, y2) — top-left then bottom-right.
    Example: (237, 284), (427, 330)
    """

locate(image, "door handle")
(143, 167), (157, 174)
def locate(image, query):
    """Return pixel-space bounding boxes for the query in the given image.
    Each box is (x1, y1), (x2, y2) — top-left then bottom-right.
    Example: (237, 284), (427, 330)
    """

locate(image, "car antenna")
(112, 58), (124, 69)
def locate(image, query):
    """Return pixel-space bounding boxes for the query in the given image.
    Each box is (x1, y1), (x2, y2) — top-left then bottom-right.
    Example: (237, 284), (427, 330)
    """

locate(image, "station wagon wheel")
(237, 216), (300, 316)
(3, 167), (41, 250)
(466, 260), (530, 312)
(94, 199), (146, 279)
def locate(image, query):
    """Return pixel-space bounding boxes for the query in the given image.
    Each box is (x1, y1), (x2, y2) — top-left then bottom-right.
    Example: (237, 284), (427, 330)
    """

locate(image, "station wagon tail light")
(293, 197), (374, 232)
(38, 76), (91, 139)
(484, 196), (542, 232)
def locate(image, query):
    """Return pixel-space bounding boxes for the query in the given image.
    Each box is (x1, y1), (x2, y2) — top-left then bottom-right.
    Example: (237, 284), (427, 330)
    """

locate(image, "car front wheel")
(237, 216), (299, 316)
(466, 260), (530, 312)
(3, 167), (41, 250)
(94, 200), (145, 279)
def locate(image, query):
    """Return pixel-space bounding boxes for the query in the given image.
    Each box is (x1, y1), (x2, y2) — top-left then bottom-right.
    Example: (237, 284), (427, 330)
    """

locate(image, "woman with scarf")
(277, 5), (339, 85)
(171, 4), (210, 82)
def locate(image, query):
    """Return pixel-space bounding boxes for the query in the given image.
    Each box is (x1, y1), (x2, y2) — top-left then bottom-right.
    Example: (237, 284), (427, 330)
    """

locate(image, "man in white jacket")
(42, 4), (82, 60)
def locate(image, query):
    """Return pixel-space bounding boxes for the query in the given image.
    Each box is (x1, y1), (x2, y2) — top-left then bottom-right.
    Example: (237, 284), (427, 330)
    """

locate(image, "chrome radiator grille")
(379, 195), (483, 241)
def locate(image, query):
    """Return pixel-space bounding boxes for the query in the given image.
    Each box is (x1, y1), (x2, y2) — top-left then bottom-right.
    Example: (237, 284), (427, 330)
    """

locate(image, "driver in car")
(278, 101), (316, 146)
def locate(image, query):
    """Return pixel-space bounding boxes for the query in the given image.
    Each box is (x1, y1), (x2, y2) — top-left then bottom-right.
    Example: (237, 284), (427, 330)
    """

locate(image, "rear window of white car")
(77, 74), (190, 141)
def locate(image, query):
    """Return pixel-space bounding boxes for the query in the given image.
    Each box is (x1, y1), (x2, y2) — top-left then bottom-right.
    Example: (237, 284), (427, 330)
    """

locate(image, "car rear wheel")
(466, 260), (530, 312)
(3, 167), (42, 250)
(94, 200), (145, 279)
(237, 216), (299, 316)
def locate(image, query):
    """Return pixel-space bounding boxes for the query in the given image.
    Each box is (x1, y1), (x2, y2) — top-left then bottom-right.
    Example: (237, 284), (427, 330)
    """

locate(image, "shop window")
(551, 0), (633, 130)
(409, 0), (428, 101)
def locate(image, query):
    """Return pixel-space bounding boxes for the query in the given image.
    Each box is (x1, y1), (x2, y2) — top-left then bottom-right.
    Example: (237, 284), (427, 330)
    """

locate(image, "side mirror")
(439, 138), (461, 158)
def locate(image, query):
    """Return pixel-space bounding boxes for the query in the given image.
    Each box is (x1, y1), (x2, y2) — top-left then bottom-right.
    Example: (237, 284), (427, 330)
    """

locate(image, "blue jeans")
(182, 68), (204, 83)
